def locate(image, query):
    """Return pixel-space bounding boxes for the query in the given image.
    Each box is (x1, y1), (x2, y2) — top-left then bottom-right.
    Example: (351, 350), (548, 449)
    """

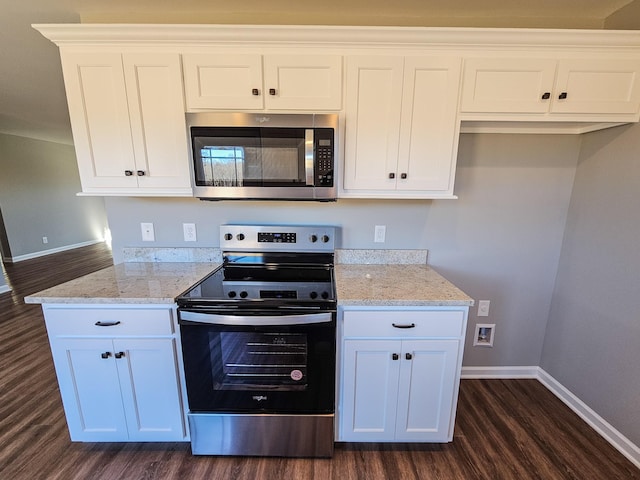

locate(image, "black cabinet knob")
(541, 92), (551, 100)
(101, 352), (112, 359)
(115, 352), (125, 359)
(392, 353), (399, 360)
(252, 88), (260, 96)
(137, 170), (145, 176)
(124, 170), (133, 176)
(405, 353), (413, 360)
(400, 173), (407, 179)
(269, 88), (277, 96)
(389, 173), (395, 179)
(559, 92), (568, 100)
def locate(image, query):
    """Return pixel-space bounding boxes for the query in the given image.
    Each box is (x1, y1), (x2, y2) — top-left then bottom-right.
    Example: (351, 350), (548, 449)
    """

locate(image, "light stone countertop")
(335, 264), (474, 307)
(24, 262), (219, 305)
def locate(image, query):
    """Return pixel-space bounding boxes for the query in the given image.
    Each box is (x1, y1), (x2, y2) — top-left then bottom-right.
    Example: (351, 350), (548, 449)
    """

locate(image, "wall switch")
(141, 223), (155, 242)
(374, 225), (386, 243)
(478, 300), (490, 316)
(42, 236), (48, 244)
(183, 223), (197, 242)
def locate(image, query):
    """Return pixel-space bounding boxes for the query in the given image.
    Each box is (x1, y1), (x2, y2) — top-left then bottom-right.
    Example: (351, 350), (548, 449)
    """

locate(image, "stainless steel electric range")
(176, 225), (337, 457)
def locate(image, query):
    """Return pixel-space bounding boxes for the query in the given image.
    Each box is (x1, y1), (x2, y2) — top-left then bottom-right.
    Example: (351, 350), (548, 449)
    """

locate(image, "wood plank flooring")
(1, 244), (638, 479)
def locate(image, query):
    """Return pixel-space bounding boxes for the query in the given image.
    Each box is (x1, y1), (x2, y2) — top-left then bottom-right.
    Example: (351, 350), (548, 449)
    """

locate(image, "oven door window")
(192, 127), (307, 187)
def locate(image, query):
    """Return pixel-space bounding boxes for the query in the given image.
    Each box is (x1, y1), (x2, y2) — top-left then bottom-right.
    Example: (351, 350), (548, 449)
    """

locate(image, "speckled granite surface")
(122, 247), (222, 263)
(336, 249), (428, 265)
(24, 262), (218, 305)
(335, 264), (474, 306)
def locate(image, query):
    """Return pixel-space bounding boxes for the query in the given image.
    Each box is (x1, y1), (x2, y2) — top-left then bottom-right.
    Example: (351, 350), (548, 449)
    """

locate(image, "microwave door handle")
(179, 311), (333, 326)
(305, 129), (315, 186)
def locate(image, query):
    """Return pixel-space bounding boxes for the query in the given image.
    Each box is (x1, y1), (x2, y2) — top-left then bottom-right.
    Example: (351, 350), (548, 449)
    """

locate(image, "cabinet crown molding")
(33, 24), (640, 50)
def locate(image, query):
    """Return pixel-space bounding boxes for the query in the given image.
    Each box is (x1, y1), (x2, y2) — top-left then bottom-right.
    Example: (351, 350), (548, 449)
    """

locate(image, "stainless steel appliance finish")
(177, 225), (337, 457)
(188, 113), (338, 201)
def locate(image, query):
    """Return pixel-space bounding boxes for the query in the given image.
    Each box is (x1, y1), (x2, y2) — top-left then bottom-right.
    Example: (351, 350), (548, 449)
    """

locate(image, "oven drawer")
(343, 310), (465, 338)
(44, 307), (174, 337)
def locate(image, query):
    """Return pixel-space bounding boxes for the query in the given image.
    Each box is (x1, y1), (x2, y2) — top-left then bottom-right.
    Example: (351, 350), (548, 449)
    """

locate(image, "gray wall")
(541, 123), (640, 446)
(106, 132), (580, 369)
(0, 133), (108, 259)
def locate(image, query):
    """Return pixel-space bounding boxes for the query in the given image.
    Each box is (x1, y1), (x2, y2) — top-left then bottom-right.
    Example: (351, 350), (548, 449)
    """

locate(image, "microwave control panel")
(315, 129), (334, 187)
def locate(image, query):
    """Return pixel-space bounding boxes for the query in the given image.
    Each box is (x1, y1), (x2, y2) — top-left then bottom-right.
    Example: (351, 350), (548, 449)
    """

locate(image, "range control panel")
(220, 225), (336, 252)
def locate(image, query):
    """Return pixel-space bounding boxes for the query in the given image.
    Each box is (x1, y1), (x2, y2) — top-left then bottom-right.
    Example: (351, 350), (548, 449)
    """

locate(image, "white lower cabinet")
(44, 305), (187, 442)
(339, 308), (467, 442)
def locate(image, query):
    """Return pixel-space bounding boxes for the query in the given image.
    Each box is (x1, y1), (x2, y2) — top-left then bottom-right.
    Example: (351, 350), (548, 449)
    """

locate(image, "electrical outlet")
(374, 225), (386, 243)
(141, 223), (155, 242)
(478, 300), (490, 316)
(183, 223), (197, 242)
(473, 323), (495, 347)
(42, 236), (48, 244)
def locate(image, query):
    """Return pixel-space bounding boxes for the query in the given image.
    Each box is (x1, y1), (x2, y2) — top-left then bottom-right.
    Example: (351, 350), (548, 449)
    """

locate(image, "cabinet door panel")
(183, 53), (263, 110)
(341, 339), (401, 441)
(396, 340), (459, 442)
(398, 57), (461, 192)
(114, 338), (186, 441)
(123, 53), (191, 190)
(461, 58), (556, 113)
(263, 55), (342, 110)
(344, 56), (404, 191)
(60, 53), (136, 189)
(552, 59), (640, 114)
(51, 338), (128, 441)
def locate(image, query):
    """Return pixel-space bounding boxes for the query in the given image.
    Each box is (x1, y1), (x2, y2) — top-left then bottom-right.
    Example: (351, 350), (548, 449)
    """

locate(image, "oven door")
(178, 310), (335, 414)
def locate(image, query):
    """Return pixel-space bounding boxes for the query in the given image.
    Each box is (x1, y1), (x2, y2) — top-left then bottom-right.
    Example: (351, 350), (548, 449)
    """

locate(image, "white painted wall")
(541, 123), (640, 446)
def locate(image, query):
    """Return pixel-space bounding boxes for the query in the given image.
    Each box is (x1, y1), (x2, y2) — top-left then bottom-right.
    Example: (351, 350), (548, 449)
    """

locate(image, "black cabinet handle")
(400, 173), (407, 179)
(559, 92), (568, 100)
(101, 352), (112, 359)
(406, 353), (413, 360)
(252, 88), (260, 96)
(389, 173), (395, 179)
(115, 352), (125, 359)
(124, 170), (133, 176)
(269, 88), (277, 96)
(392, 323), (416, 329)
(541, 92), (551, 100)
(392, 353), (399, 361)
(137, 170), (145, 176)
(95, 321), (121, 327)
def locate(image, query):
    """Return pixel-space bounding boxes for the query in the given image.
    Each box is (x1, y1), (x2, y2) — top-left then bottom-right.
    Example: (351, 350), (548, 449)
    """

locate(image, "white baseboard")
(461, 365), (640, 470)
(6, 239), (104, 263)
(0, 285), (11, 294)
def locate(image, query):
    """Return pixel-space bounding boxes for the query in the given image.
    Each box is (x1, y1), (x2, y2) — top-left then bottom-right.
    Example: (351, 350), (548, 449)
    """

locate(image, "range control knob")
(321, 291), (330, 299)
(310, 235), (318, 243)
(321, 235), (330, 243)
(239, 291), (248, 298)
(227, 291), (237, 298)
(224, 233), (233, 241)
(309, 291), (318, 299)
(236, 233), (245, 241)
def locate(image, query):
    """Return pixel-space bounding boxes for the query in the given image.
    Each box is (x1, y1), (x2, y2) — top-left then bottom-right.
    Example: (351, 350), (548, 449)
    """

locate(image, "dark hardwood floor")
(1, 244), (638, 479)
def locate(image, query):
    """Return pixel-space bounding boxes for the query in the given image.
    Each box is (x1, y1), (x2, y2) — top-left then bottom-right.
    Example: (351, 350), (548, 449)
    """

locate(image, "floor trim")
(461, 366), (640, 470)
(5, 240), (103, 263)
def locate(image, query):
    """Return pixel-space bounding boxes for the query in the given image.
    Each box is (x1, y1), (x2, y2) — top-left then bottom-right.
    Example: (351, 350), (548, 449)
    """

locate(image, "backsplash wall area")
(105, 133), (580, 369)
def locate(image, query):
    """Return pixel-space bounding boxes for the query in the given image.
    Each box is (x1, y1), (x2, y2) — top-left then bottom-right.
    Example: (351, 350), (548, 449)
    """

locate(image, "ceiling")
(1, 0), (639, 145)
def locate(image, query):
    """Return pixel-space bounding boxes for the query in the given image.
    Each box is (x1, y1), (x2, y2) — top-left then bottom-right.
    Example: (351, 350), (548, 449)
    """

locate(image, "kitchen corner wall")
(105, 132), (580, 368)
(541, 123), (640, 446)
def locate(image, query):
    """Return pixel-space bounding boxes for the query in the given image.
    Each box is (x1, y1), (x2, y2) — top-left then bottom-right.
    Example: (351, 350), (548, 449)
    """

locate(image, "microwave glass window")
(200, 146), (245, 186)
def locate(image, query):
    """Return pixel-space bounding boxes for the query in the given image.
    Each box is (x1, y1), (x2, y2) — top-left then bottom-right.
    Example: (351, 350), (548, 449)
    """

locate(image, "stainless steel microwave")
(188, 112), (338, 201)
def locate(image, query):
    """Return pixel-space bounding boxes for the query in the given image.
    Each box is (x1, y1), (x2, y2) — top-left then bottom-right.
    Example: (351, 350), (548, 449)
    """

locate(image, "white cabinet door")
(114, 338), (186, 441)
(552, 58), (640, 114)
(50, 338), (129, 441)
(341, 339), (401, 441)
(396, 340), (459, 442)
(61, 52), (137, 190)
(123, 53), (191, 192)
(183, 53), (342, 111)
(343, 56), (461, 197)
(183, 54), (264, 110)
(397, 57), (461, 193)
(461, 58), (557, 113)
(343, 56), (404, 191)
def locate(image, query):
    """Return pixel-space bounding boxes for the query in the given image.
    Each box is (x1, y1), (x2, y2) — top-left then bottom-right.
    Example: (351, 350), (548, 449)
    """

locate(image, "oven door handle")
(179, 311), (333, 326)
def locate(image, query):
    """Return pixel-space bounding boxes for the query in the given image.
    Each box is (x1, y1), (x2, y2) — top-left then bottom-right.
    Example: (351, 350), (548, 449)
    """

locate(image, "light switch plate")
(141, 222), (155, 242)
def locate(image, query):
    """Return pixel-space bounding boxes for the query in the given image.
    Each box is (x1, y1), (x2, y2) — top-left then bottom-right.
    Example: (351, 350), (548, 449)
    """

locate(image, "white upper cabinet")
(60, 51), (192, 196)
(461, 57), (640, 119)
(183, 53), (342, 111)
(342, 55), (461, 198)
